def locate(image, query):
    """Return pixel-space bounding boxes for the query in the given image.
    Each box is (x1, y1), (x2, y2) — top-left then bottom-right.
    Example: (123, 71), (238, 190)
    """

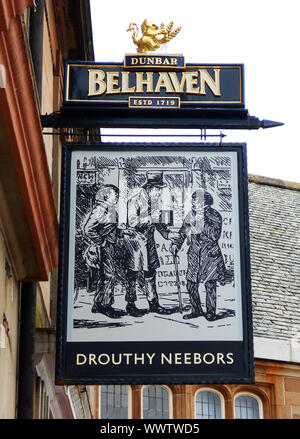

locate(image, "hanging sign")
(63, 60), (244, 110)
(56, 19), (253, 385)
(55, 142), (254, 385)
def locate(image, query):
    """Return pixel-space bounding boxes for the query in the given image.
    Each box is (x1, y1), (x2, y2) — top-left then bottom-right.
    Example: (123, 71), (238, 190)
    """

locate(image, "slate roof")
(248, 175), (300, 343)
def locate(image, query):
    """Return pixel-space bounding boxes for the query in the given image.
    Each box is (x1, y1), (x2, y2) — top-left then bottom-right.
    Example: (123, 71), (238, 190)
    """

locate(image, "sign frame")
(55, 142), (254, 385)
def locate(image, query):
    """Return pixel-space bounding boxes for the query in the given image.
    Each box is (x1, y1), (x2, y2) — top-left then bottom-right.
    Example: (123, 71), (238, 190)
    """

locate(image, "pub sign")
(63, 58), (244, 110)
(56, 19), (253, 384)
(55, 142), (254, 385)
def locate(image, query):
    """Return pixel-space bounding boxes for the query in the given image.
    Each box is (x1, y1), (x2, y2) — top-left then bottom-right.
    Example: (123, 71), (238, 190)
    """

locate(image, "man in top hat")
(170, 189), (226, 321)
(125, 171), (174, 317)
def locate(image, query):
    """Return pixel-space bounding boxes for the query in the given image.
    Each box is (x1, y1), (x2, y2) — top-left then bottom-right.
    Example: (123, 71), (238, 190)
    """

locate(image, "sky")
(90, 0), (300, 183)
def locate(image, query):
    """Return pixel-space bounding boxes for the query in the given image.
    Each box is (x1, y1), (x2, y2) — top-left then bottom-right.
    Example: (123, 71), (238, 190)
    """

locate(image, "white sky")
(90, 0), (300, 183)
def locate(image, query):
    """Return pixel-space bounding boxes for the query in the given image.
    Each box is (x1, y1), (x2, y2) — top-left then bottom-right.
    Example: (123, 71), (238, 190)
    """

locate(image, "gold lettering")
(121, 72), (135, 93)
(76, 354), (87, 365)
(88, 69), (106, 96)
(155, 57), (162, 65)
(199, 68), (221, 96)
(193, 353), (202, 364)
(203, 353), (215, 364)
(226, 353), (234, 364)
(112, 354), (122, 365)
(162, 58), (170, 65)
(123, 353), (133, 365)
(184, 353), (192, 364)
(161, 353), (172, 364)
(154, 72), (175, 93)
(134, 354), (145, 364)
(171, 58), (178, 65)
(106, 71), (120, 94)
(88, 68), (221, 98)
(185, 72), (199, 94)
(146, 353), (156, 364)
(175, 353), (182, 364)
(169, 72), (187, 92)
(89, 354), (97, 365)
(217, 352), (226, 364)
(131, 58), (138, 65)
(136, 72), (154, 93)
(98, 353), (110, 365)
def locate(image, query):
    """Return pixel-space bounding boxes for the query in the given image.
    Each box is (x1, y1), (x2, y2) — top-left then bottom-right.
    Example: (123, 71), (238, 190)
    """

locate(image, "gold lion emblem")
(127, 20), (181, 54)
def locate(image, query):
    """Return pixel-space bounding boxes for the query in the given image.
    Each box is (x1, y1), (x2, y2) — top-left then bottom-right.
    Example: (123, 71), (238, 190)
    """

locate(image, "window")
(143, 385), (171, 419)
(234, 394), (261, 419)
(34, 376), (51, 419)
(100, 385), (129, 419)
(195, 390), (222, 419)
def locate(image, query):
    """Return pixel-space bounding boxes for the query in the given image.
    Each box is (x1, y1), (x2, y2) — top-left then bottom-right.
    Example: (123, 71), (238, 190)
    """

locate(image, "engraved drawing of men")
(125, 171), (175, 317)
(82, 184), (129, 319)
(170, 190), (226, 321)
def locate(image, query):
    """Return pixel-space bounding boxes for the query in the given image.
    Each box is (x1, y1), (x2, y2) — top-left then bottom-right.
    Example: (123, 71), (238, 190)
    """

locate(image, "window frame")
(233, 392), (263, 419)
(141, 385), (173, 419)
(34, 375), (51, 419)
(194, 388), (225, 419)
(99, 384), (132, 419)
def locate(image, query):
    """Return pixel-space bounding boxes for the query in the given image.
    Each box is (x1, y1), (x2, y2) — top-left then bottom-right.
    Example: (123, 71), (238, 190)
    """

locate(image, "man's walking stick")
(173, 253), (183, 314)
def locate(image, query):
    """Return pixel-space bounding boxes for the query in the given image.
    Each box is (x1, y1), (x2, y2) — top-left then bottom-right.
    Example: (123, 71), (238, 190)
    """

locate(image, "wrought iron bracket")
(41, 107), (283, 131)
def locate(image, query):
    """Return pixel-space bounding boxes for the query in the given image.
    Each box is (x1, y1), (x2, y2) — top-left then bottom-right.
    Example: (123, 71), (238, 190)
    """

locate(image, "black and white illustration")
(66, 146), (244, 343)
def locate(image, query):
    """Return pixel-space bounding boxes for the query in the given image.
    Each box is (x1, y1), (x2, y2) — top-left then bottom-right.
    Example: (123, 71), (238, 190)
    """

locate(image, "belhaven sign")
(63, 55), (244, 110)
(56, 23), (254, 385)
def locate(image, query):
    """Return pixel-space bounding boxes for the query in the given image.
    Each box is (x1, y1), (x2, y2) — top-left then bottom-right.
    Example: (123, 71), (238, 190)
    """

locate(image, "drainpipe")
(17, 282), (37, 419)
(29, 0), (45, 106)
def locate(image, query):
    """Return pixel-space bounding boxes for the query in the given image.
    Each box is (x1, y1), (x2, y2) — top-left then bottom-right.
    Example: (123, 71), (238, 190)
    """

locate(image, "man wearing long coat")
(125, 171), (174, 316)
(82, 184), (128, 318)
(171, 190), (226, 320)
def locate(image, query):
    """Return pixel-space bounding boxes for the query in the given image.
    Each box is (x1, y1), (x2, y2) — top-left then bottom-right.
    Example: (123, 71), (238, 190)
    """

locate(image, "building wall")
(0, 0), (93, 419)
(0, 219), (19, 418)
(36, 0), (60, 327)
(94, 360), (300, 419)
(254, 360), (300, 419)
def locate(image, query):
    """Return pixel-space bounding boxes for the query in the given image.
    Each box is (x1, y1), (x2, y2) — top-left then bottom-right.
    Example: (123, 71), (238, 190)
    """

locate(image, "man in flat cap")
(125, 171), (174, 317)
(170, 189), (226, 321)
(83, 184), (130, 318)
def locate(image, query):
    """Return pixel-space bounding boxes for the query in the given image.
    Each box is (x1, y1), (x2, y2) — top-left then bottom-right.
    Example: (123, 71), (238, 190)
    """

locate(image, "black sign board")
(63, 60), (244, 110)
(55, 142), (254, 385)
